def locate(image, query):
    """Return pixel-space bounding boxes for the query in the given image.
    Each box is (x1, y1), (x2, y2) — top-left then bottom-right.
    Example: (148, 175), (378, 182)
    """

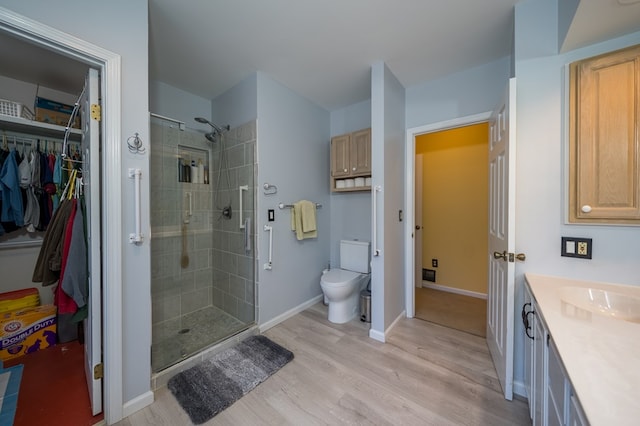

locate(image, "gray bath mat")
(168, 335), (294, 424)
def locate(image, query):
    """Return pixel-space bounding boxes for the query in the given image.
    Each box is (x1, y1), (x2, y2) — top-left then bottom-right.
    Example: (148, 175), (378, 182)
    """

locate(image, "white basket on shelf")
(0, 98), (35, 120)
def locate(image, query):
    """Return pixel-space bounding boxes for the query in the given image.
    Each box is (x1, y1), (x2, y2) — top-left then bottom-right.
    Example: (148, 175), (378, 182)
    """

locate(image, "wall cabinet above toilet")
(330, 128), (371, 192)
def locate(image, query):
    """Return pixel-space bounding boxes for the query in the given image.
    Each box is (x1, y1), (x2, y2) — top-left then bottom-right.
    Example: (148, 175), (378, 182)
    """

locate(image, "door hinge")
(91, 103), (101, 121)
(94, 362), (104, 380)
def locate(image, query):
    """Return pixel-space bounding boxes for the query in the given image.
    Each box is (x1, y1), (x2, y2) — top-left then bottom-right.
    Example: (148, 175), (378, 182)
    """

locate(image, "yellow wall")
(416, 123), (488, 294)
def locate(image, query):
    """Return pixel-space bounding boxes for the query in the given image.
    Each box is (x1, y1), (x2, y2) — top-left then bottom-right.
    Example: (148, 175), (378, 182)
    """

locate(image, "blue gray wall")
(256, 72), (331, 324)
(370, 62), (406, 338)
(329, 99), (372, 269)
(512, 0), (640, 393)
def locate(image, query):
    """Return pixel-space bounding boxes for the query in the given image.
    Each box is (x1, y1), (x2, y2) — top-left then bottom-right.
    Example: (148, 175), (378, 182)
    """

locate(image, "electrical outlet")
(561, 237), (592, 259)
(432, 258), (438, 268)
(577, 242), (588, 256)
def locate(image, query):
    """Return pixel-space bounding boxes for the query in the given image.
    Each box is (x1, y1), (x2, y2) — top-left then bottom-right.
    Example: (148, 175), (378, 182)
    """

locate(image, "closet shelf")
(0, 114), (82, 140)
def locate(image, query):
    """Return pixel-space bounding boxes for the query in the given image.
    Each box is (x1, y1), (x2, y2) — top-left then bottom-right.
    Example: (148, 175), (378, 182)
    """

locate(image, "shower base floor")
(152, 305), (249, 372)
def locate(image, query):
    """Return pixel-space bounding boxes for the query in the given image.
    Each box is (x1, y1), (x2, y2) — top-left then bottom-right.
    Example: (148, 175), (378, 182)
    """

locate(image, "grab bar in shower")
(239, 185), (249, 229)
(263, 224), (273, 270)
(128, 168), (143, 244)
(184, 191), (193, 224)
(244, 218), (251, 254)
(372, 185), (382, 256)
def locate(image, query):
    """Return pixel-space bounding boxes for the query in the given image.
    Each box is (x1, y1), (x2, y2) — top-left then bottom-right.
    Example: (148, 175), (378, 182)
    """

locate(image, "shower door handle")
(239, 185), (248, 229)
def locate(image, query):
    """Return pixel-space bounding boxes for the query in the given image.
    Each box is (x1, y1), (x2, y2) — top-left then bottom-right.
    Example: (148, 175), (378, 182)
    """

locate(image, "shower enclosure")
(149, 115), (257, 372)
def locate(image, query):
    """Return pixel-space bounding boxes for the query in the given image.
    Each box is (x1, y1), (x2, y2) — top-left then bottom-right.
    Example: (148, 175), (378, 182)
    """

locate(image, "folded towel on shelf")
(291, 200), (317, 240)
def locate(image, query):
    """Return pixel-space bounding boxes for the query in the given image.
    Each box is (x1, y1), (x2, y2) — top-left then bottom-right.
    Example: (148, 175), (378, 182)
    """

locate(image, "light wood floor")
(415, 287), (487, 337)
(116, 303), (530, 426)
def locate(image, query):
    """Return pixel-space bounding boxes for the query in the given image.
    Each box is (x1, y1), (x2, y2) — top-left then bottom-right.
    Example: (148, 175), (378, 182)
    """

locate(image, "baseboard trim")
(368, 309), (406, 343)
(387, 309), (406, 335)
(513, 379), (527, 399)
(369, 328), (385, 342)
(259, 294), (323, 332)
(122, 390), (154, 418)
(421, 282), (487, 300)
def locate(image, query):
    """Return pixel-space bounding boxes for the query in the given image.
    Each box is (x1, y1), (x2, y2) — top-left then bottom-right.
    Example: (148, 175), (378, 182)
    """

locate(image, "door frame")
(0, 7), (124, 423)
(404, 112), (491, 318)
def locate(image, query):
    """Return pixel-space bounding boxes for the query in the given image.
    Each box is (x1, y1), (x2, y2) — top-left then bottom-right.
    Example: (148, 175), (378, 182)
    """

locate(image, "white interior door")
(81, 67), (102, 415)
(486, 78), (516, 401)
(414, 154), (424, 288)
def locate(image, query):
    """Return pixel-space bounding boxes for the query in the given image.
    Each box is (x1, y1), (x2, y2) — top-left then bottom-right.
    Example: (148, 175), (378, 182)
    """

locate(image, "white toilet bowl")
(321, 269), (369, 323)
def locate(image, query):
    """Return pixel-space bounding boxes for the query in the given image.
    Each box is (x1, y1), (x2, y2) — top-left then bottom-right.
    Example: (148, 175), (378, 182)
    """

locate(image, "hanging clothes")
(0, 149), (24, 228)
(60, 199), (87, 309)
(20, 151), (40, 232)
(38, 147), (53, 229)
(52, 153), (62, 213)
(32, 198), (74, 286)
(55, 197), (78, 315)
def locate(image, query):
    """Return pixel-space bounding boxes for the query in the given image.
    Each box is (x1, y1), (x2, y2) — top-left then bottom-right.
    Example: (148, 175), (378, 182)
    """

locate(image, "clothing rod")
(278, 202), (322, 209)
(0, 239), (43, 250)
(150, 112), (186, 130)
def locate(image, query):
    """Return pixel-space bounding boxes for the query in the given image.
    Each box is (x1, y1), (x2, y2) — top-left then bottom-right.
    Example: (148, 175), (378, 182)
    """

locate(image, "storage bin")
(0, 98), (34, 120)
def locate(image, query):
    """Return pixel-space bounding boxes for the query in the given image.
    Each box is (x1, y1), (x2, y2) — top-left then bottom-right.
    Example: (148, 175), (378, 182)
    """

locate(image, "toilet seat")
(321, 269), (361, 287)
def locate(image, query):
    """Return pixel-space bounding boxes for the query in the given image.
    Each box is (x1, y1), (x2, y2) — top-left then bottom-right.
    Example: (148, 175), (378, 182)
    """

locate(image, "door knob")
(415, 225), (421, 230)
(515, 253), (526, 261)
(493, 251), (508, 261)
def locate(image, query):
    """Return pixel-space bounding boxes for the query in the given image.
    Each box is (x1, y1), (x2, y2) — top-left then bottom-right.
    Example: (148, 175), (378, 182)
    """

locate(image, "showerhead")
(194, 117), (229, 135)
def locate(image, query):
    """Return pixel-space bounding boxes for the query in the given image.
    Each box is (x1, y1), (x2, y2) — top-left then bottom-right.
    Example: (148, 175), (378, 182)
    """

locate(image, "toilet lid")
(321, 269), (360, 286)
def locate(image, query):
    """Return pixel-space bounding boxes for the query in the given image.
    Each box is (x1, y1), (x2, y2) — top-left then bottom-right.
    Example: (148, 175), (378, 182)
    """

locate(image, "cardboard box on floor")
(0, 305), (57, 361)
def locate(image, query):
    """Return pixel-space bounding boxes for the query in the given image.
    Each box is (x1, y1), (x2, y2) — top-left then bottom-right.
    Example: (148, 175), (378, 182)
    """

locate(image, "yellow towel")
(291, 200), (317, 240)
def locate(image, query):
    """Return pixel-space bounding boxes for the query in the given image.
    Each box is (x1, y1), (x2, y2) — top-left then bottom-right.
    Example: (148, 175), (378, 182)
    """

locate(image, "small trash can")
(360, 289), (371, 323)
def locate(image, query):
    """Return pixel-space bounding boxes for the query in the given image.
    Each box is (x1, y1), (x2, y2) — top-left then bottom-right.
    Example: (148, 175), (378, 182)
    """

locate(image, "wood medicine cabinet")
(569, 44), (640, 224)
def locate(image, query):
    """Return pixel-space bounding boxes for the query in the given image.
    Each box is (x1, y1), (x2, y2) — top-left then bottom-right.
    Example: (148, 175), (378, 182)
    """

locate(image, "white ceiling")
(148, 0), (520, 111)
(147, 0), (640, 111)
(1, 1), (639, 112)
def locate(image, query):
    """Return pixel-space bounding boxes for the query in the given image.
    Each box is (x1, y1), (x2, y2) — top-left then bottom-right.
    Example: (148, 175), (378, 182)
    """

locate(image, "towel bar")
(278, 202), (322, 209)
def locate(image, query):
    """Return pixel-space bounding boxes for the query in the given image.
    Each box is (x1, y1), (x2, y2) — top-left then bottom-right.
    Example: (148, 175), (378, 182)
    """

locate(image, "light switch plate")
(561, 237), (592, 259)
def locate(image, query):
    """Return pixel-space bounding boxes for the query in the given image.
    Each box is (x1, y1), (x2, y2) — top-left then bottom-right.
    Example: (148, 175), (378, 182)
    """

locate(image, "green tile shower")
(150, 115), (256, 372)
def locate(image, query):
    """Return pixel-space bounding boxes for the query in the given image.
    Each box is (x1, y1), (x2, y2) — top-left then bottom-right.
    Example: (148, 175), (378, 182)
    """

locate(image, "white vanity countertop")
(525, 273), (640, 426)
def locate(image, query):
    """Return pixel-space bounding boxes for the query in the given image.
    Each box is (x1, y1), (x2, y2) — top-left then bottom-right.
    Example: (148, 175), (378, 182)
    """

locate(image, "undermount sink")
(558, 286), (640, 323)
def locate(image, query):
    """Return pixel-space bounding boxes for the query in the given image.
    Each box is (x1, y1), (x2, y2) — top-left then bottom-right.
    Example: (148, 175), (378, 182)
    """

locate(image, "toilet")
(321, 240), (370, 324)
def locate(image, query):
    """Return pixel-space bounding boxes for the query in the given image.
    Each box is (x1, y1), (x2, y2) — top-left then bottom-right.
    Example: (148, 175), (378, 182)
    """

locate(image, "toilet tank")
(340, 240), (370, 273)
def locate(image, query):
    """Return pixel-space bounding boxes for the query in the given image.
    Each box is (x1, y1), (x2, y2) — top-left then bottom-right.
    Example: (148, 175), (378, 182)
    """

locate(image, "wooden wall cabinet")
(569, 44), (640, 224)
(330, 128), (371, 192)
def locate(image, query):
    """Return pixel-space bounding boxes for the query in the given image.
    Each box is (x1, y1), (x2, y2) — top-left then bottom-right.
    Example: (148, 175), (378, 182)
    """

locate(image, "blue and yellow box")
(34, 96), (80, 128)
(0, 304), (57, 361)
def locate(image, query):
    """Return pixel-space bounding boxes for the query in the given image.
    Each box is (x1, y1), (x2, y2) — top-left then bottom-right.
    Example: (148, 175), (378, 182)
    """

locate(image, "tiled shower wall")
(150, 118), (256, 347)
(209, 121), (256, 323)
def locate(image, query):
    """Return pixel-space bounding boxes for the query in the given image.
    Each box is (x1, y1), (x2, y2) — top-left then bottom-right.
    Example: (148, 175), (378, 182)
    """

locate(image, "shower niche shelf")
(178, 144), (209, 184)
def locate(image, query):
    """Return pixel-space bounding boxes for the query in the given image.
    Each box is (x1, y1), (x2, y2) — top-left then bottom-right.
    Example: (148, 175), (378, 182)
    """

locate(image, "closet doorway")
(413, 122), (489, 337)
(0, 8), (123, 424)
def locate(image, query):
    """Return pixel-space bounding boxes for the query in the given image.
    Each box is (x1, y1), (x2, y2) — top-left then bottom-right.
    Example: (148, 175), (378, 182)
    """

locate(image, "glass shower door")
(150, 116), (256, 372)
